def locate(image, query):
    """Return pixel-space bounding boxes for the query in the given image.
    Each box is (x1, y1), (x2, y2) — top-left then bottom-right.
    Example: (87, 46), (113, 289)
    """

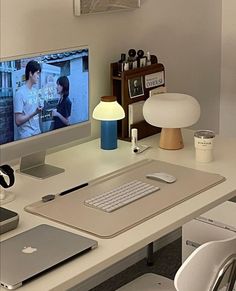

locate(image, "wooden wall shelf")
(111, 62), (165, 140)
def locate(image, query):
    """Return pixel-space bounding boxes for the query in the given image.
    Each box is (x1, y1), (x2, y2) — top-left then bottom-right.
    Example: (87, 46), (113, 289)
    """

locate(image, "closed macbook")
(0, 224), (97, 289)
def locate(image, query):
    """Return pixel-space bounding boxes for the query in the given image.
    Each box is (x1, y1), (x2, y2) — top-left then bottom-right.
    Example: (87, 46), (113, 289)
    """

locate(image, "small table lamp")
(143, 93), (200, 150)
(93, 96), (125, 150)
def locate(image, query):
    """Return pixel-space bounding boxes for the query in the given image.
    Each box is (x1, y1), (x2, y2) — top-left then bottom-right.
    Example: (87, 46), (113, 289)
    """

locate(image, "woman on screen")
(51, 76), (72, 130)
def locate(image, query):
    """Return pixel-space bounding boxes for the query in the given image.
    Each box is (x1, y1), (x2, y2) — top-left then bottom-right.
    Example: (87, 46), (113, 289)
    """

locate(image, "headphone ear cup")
(0, 165), (15, 188)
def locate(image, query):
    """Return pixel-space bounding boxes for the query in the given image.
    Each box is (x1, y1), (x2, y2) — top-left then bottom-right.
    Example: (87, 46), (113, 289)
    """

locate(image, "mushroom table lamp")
(143, 93), (200, 150)
(93, 96), (125, 150)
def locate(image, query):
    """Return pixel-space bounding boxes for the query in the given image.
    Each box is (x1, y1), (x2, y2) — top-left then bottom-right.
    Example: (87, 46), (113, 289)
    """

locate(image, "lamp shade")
(93, 96), (125, 121)
(93, 96), (125, 150)
(143, 93), (201, 150)
(143, 93), (200, 128)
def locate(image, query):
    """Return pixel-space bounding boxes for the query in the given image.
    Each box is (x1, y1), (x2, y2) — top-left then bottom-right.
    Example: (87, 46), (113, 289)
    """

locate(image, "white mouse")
(146, 172), (177, 183)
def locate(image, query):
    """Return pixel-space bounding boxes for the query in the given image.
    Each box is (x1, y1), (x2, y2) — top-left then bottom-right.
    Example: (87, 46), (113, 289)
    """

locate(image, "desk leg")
(147, 242), (154, 266)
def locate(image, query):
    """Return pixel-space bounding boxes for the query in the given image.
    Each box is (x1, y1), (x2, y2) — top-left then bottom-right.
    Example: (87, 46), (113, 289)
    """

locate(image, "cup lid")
(194, 130), (215, 139)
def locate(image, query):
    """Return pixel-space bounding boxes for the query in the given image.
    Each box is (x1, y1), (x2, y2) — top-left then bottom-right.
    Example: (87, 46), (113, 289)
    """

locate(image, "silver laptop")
(0, 224), (98, 289)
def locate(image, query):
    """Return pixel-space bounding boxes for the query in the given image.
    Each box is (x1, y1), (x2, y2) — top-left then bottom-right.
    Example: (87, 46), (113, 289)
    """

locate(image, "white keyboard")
(84, 180), (160, 213)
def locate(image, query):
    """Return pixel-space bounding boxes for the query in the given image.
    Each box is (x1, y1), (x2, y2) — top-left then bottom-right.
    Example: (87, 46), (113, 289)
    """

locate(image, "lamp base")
(159, 128), (184, 150)
(101, 120), (118, 150)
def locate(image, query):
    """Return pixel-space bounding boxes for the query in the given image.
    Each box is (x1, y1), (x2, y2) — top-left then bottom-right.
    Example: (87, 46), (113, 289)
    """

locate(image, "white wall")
(220, 0), (236, 137)
(0, 0), (222, 138)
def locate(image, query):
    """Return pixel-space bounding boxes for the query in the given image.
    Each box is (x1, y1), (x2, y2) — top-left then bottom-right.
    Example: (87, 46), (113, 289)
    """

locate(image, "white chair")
(116, 236), (236, 291)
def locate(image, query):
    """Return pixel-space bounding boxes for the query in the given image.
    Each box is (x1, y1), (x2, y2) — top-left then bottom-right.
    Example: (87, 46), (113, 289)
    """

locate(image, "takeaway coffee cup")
(194, 130), (215, 162)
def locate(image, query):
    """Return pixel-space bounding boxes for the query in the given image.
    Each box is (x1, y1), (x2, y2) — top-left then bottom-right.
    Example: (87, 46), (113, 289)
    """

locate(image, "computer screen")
(0, 46), (91, 178)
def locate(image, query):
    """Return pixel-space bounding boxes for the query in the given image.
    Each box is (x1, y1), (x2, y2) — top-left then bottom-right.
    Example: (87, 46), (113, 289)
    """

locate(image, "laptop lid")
(0, 224), (98, 290)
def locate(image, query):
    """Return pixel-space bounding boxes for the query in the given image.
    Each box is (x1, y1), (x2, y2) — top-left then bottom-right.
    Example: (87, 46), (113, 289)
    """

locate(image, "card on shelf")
(149, 86), (167, 97)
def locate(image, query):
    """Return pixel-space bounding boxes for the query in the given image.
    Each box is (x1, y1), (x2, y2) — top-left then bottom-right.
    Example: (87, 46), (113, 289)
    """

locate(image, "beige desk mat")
(25, 159), (225, 238)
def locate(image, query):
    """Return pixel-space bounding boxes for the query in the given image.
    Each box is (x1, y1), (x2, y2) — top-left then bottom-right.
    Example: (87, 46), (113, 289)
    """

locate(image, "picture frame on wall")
(74, 0), (141, 16)
(128, 76), (144, 98)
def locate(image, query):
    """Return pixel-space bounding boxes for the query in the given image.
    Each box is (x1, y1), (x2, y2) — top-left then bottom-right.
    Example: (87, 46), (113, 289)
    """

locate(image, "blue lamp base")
(101, 121), (118, 150)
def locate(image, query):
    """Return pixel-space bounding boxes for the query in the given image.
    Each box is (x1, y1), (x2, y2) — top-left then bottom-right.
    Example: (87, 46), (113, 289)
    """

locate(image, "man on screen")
(14, 60), (43, 139)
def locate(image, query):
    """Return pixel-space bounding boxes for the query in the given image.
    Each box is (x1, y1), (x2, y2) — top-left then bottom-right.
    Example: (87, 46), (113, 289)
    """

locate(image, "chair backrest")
(174, 236), (236, 291)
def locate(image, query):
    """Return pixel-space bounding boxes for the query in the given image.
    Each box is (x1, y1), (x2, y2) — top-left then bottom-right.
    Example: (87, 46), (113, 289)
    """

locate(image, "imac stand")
(18, 151), (64, 179)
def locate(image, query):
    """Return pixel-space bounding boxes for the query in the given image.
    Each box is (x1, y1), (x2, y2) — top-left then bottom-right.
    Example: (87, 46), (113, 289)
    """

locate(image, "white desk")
(1, 130), (236, 291)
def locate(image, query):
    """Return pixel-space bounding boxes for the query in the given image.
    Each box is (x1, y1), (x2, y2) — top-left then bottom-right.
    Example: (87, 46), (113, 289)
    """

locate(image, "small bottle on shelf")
(128, 49), (137, 70)
(146, 52), (151, 66)
(118, 53), (126, 76)
(137, 49), (145, 67)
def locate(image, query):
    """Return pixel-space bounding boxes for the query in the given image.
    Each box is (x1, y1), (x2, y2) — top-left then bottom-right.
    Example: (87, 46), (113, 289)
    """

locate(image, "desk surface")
(1, 130), (236, 291)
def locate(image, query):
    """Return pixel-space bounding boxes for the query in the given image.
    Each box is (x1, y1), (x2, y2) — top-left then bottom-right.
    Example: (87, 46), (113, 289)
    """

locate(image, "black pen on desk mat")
(59, 182), (89, 196)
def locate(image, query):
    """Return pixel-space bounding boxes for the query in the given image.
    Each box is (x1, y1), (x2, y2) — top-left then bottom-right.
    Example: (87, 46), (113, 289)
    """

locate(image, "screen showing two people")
(0, 48), (89, 145)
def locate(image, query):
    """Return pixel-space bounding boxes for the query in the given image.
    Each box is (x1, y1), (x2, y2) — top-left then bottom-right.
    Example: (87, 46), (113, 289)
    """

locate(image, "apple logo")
(22, 246), (37, 254)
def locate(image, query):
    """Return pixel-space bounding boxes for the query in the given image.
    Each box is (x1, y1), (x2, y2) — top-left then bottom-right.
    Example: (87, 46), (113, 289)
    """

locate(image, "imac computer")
(0, 46), (91, 179)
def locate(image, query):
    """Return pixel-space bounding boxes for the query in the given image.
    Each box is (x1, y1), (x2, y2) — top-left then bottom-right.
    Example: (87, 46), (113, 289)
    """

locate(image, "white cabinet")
(182, 201), (236, 262)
